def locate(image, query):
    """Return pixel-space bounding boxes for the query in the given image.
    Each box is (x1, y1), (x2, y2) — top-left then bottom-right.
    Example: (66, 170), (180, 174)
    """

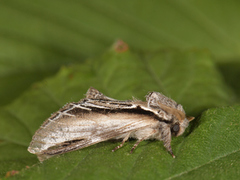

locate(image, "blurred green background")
(1, 0), (240, 179)
(1, 0), (240, 107)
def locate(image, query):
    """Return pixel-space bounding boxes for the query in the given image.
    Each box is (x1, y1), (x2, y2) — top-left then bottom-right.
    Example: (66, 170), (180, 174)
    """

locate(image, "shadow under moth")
(28, 87), (194, 161)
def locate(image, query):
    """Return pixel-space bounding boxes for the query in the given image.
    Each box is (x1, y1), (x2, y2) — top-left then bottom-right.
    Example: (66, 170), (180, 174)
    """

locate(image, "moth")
(28, 87), (194, 161)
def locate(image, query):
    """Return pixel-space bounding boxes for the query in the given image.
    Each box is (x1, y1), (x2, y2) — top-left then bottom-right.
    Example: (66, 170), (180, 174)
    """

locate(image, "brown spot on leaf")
(5, 170), (19, 178)
(113, 40), (129, 53)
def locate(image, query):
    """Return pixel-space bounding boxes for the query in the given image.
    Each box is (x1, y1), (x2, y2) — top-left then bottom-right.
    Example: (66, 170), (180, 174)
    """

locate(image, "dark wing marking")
(81, 99), (136, 110)
(84, 88), (185, 121)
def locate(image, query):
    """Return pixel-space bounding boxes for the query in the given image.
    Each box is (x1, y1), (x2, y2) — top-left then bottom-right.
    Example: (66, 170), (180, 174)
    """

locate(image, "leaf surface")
(0, 47), (235, 179)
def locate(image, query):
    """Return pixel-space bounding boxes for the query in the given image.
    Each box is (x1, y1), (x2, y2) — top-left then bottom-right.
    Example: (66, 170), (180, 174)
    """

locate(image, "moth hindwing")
(28, 87), (194, 161)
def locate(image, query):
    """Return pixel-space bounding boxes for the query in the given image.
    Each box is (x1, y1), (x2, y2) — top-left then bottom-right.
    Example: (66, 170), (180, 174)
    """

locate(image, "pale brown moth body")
(28, 87), (194, 161)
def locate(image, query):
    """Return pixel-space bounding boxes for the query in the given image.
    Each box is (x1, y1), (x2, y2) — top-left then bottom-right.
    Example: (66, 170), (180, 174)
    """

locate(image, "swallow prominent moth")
(28, 87), (194, 161)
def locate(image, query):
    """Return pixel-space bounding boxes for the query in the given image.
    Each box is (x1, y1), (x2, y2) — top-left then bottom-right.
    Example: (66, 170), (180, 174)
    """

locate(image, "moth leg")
(161, 126), (175, 158)
(130, 129), (157, 153)
(163, 141), (175, 158)
(130, 139), (144, 153)
(112, 132), (131, 152)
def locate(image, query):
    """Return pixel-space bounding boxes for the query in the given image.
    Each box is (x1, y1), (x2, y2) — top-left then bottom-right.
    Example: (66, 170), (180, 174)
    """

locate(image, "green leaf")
(0, 142), (35, 179)
(0, 47), (234, 179)
(1, 0), (240, 106)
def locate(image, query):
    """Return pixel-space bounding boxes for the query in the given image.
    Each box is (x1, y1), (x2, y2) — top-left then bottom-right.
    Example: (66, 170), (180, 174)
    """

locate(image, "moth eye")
(172, 124), (180, 132)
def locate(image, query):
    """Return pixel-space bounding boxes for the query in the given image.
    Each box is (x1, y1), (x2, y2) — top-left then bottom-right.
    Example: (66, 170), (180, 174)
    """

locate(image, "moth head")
(146, 91), (195, 136)
(171, 115), (195, 137)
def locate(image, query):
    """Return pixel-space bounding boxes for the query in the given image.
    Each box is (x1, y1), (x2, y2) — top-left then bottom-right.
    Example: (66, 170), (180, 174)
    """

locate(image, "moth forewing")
(28, 87), (194, 161)
(28, 110), (160, 161)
